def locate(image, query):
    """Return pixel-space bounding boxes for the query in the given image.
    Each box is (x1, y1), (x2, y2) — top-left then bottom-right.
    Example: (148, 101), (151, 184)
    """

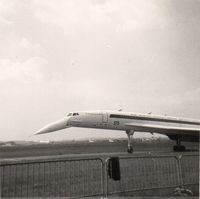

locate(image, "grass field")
(0, 139), (199, 158)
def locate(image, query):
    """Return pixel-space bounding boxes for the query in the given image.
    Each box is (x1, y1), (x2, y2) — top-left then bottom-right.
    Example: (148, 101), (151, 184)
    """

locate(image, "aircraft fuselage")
(35, 110), (200, 152)
(36, 110), (200, 138)
(68, 111), (199, 136)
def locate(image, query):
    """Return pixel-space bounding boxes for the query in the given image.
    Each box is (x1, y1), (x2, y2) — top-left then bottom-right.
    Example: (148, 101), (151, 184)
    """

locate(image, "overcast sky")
(0, 0), (200, 141)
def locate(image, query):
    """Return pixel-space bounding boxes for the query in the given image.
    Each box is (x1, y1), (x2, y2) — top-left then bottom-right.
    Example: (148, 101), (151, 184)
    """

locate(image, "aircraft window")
(67, 113), (72, 116)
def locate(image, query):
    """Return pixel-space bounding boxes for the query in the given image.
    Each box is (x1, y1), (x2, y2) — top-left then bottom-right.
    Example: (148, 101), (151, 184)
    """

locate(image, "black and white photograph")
(0, 0), (199, 198)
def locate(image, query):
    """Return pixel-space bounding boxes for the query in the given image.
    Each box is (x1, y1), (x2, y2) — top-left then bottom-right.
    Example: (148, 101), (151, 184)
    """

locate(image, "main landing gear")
(173, 136), (186, 151)
(126, 130), (134, 153)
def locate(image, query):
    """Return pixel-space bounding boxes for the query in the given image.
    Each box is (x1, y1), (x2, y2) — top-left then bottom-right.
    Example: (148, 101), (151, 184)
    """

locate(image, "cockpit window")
(73, 113), (79, 116)
(67, 112), (79, 116)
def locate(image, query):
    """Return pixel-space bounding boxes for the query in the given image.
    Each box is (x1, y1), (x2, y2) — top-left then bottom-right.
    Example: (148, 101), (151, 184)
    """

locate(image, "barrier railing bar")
(26, 164), (29, 197)
(64, 161), (66, 197)
(32, 163), (35, 197)
(0, 157), (104, 166)
(105, 157), (110, 198)
(176, 155), (183, 188)
(8, 165), (11, 197)
(1, 166), (4, 197)
(105, 184), (183, 195)
(0, 155), (106, 165)
(101, 158), (106, 197)
(14, 164), (16, 197)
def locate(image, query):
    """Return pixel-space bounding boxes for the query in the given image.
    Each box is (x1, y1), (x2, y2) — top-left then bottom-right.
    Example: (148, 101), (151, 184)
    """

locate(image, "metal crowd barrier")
(0, 156), (104, 198)
(105, 154), (199, 197)
(0, 153), (199, 198)
(179, 154), (199, 186)
(105, 155), (181, 196)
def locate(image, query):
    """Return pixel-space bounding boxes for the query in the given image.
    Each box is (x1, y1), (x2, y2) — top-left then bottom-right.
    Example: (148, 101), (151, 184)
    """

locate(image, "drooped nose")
(35, 117), (70, 135)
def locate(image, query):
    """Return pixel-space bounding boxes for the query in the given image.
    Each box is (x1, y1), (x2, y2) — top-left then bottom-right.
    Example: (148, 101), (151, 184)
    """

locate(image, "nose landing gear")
(126, 130), (134, 153)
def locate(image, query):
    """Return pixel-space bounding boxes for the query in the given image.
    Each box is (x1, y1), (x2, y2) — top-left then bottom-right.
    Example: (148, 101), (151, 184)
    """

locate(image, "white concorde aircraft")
(35, 110), (200, 153)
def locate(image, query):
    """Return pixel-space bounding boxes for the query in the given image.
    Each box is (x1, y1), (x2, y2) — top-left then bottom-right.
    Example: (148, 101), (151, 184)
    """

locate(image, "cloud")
(108, 0), (167, 31)
(0, 35), (45, 67)
(0, 15), (12, 26)
(0, 36), (46, 83)
(0, 57), (47, 82)
(151, 87), (200, 118)
(0, 0), (15, 26)
(33, 0), (167, 32)
(17, 38), (45, 60)
(20, 38), (42, 52)
(33, 0), (111, 31)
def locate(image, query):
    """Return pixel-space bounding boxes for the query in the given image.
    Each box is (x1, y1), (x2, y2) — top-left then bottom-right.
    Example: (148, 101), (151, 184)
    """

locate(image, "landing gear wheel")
(173, 135), (186, 152)
(127, 146), (133, 153)
(126, 130), (134, 153)
(173, 145), (186, 151)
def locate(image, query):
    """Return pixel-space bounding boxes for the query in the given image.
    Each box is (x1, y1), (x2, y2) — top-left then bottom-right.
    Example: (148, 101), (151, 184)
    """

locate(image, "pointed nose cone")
(35, 118), (69, 135)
